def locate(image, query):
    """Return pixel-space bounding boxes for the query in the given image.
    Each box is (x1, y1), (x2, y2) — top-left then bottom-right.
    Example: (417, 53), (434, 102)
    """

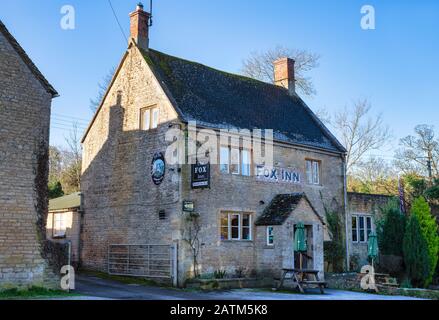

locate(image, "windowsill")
(221, 240), (253, 243)
(264, 245), (275, 249)
(52, 235), (67, 240)
(306, 183), (323, 187)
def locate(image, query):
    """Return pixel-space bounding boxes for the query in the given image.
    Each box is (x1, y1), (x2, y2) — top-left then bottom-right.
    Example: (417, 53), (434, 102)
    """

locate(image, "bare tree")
(48, 146), (63, 185)
(394, 125), (439, 179)
(90, 67), (116, 112)
(182, 214), (201, 278)
(241, 46), (320, 96)
(348, 157), (398, 195)
(60, 123), (82, 194)
(331, 99), (391, 174)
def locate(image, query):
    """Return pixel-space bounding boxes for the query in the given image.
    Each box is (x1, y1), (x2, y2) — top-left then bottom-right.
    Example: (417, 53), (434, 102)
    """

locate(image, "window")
(366, 216), (372, 240)
(220, 212), (252, 241)
(230, 148), (240, 175)
(141, 106), (160, 130)
(306, 159), (320, 185)
(241, 149), (251, 176)
(359, 216), (365, 242)
(53, 213), (66, 238)
(352, 216), (358, 242)
(266, 226), (274, 246)
(352, 215), (374, 243)
(242, 214), (251, 240)
(152, 108), (160, 129)
(220, 147), (230, 173)
(220, 146), (251, 176)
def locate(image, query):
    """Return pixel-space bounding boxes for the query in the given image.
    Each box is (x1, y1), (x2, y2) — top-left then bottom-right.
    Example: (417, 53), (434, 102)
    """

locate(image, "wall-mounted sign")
(151, 152), (166, 185)
(256, 165), (301, 184)
(191, 163), (210, 189)
(183, 201), (195, 212)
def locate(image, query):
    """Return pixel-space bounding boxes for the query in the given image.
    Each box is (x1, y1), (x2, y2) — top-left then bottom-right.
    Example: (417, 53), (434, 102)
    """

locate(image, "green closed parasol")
(368, 232), (378, 267)
(294, 222), (307, 252)
(294, 222), (307, 270)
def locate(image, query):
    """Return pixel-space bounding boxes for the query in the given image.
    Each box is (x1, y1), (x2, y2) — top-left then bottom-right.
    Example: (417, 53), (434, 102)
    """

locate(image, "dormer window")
(140, 106), (160, 130)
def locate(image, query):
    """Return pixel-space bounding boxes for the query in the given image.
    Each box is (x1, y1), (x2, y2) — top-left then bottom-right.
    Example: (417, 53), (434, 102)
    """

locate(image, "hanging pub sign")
(151, 152), (166, 185)
(191, 163), (210, 189)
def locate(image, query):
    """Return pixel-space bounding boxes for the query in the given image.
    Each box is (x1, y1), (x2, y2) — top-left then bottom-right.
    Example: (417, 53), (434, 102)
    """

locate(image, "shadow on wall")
(80, 93), (178, 271)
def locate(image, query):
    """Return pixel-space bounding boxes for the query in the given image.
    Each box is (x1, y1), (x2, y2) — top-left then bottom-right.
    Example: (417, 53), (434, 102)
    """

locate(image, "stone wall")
(0, 31), (58, 289)
(347, 192), (393, 268)
(181, 141), (343, 281)
(81, 44), (345, 286)
(81, 44), (181, 272)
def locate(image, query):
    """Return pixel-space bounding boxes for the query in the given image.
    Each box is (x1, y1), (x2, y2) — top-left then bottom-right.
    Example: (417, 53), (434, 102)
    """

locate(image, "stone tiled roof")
(143, 49), (345, 153)
(255, 193), (324, 226)
(0, 20), (58, 97)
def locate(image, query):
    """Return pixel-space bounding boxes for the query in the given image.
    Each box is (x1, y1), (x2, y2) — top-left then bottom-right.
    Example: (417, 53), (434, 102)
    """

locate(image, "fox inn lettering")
(79, 4), (347, 286)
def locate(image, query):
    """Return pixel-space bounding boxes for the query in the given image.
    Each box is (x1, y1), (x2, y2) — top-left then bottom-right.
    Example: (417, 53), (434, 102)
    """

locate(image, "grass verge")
(0, 287), (77, 300)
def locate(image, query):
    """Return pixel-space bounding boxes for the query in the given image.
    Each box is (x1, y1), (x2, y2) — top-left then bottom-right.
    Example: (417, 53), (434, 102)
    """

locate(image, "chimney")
(129, 3), (151, 51)
(274, 57), (296, 95)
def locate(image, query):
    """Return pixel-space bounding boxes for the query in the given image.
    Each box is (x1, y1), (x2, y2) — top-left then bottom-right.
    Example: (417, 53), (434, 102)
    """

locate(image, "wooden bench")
(277, 268), (326, 294)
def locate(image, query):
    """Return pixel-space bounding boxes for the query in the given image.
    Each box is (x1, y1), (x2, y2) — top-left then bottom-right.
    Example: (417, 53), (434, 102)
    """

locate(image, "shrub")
(376, 198), (406, 256)
(403, 214), (431, 287)
(323, 209), (345, 272)
(213, 269), (227, 279)
(411, 197), (439, 285)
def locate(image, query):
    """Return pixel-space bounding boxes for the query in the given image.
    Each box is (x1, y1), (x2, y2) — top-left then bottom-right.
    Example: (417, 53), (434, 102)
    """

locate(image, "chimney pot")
(274, 57), (296, 95)
(129, 4), (151, 51)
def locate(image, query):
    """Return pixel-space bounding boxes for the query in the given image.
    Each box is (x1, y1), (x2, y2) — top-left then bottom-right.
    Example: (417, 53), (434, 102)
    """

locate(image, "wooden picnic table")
(277, 268), (326, 294)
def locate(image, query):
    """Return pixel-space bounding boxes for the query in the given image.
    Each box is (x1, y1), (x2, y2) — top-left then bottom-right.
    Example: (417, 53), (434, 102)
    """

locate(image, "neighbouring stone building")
(0, 21), (59, 289)
(47, 193), (82, 267)
(346, 192), (392, 268)
(80, 4), (347, 286)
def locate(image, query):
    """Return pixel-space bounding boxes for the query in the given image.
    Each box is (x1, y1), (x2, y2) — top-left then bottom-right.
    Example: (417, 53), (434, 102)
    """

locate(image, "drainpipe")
(342, 157), (350, 271)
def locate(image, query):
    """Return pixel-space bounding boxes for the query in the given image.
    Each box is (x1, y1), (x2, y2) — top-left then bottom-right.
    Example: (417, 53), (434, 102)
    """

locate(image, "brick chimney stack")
(129, 3), (151, 51)
(274, 58), (296, 95)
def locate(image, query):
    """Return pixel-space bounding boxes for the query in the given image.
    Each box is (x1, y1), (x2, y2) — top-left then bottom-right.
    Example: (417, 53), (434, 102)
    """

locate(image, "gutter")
(343, 157), (350, 271)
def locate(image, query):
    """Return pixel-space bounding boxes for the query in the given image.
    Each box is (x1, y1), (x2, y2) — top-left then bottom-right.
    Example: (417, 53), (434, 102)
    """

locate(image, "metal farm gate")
(108, 244), (177, 286)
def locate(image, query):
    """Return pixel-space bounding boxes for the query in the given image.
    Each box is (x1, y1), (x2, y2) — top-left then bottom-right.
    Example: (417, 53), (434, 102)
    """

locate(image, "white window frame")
(220, 212), (253, 241)
(220, 146), (252, 177)
(230, 147), (240, 175)
(266, 226), (274, 246)
(53, 212), (66, 238)
(152, 108), (160, 129)
(220, 146), (230, 173)
(352, 214), (374, 243)
(141, 106), (160, 131)
(241, 149), (251, 177)
(306, 159), (321, 185)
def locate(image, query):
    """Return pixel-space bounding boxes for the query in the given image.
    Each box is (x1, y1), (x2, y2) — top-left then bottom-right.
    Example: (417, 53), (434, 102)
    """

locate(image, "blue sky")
(1, 0), (438, 158)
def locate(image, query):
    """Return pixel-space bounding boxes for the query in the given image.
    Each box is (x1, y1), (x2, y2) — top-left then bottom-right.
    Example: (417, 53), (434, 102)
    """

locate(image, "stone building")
(80, 5), (347, 286)
(0, 21), (59, 289)
(346, 192), (392, 268)
(47, 193), (82, 267)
